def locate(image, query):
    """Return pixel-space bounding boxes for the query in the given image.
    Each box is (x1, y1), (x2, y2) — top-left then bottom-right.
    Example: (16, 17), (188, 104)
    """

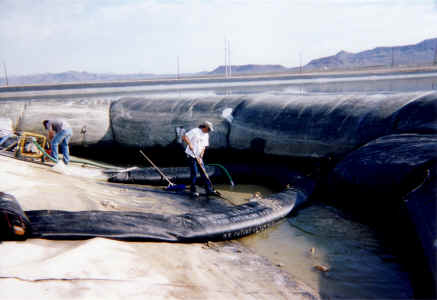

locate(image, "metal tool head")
(165, 184), (186, 192)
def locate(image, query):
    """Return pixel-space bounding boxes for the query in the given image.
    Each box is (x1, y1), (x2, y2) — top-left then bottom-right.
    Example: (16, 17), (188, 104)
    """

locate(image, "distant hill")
(1, 38), (436, 86)
(4, 71), (168, 85)
(209, 64), (288, 75)
(303, 38), (437, 71)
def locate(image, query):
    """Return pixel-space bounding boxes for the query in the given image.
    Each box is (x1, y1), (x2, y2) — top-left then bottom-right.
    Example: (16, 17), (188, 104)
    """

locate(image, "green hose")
(32, 140), (56, 162)
(32, 141), (117, 169)
(207, 163), (235, 186)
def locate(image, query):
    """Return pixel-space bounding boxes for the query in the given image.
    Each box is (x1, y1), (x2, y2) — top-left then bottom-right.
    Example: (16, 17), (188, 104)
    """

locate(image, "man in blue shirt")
(43, 119), (73, 165)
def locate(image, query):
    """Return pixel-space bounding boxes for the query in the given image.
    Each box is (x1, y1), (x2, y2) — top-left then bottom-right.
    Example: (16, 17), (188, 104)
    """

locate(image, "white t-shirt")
(185, 128), (209, 158)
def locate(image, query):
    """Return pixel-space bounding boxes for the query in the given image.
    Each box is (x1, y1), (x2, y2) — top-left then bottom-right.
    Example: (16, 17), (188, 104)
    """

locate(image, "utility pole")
(299, 52), (303, 73)
(224, 38), (228, 79)
(2, 61), (8, 86)
(391, 47), (394, 68)
(434, 40), (437, 66)
(177, 56), (180, 80)
(228, 39), (231, 78)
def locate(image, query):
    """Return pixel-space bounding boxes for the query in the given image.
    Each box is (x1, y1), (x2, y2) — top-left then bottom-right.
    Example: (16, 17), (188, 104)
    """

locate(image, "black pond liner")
(0, 192), (31, 241)
(0, 166), (314, 242)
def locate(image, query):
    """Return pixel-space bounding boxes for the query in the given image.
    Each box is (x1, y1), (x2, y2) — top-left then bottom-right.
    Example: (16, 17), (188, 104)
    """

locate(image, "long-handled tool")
(193, 155), (223, 198)
(139, 150), (186, 192)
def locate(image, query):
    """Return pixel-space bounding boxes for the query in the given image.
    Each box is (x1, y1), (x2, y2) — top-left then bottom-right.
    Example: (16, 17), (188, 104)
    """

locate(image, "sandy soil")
(0, 155), (319, 300)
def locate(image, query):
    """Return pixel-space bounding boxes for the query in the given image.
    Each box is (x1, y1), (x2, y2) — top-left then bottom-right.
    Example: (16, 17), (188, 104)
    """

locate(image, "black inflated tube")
(0, 179), (312, 242)
(0, 192), (31, 240)
(21, 188), (301, 242)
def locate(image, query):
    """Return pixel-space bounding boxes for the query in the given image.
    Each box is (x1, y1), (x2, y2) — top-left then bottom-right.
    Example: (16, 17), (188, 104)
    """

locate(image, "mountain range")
(209, 64), (288, 75)
(303, 38), (437, 71)
(1, 38), (436, 85)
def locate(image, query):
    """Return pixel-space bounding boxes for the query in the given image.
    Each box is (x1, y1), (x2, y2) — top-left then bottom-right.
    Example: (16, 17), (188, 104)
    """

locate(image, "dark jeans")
(187, 156), (213, 194)
(51, 128), (72, 164)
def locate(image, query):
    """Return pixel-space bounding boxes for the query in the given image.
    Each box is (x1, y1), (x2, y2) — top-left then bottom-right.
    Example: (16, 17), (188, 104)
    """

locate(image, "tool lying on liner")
(139, 150), (186, 192)
(193, 155), (224, 198)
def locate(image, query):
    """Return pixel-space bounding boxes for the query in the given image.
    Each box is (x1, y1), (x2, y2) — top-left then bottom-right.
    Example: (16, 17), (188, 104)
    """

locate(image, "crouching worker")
(42, 120), (73, 165)
(183, 121), (219, 198)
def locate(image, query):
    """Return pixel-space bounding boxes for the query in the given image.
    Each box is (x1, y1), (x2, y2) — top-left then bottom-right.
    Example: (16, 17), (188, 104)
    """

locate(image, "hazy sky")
(1, 0), (436, 75)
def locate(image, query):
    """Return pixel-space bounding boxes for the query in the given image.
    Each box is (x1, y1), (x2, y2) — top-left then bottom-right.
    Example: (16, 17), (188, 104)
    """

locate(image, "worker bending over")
(183, 121), (218, 197)
(42, 119), (73, 165)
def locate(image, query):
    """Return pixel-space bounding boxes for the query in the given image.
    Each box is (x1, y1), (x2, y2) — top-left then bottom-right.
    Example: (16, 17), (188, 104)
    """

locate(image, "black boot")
(190, 186), (199, 198)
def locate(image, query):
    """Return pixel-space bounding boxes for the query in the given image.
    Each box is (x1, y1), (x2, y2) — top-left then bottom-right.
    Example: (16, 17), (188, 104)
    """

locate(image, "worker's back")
(49, 119), (72, 133)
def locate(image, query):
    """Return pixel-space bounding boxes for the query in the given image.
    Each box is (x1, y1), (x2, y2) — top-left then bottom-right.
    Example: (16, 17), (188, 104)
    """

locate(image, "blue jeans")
(51, 128), (72, 164)
(188, 156), (213, 194)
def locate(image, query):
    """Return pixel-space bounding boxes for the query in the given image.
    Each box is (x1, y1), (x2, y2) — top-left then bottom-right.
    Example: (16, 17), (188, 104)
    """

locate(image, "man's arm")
(48, 129), (55, 142)
(182, 134), (194, 153)
(45, 121), (55, 143)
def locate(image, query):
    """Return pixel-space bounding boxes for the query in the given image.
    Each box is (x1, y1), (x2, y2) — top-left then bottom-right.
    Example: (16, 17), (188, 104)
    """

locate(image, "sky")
(1, 0), (437, 76)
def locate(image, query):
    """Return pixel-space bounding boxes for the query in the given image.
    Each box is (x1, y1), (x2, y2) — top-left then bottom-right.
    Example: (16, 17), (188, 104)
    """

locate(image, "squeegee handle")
(139, 150), (174, 186)
(195, 156), (213, 187)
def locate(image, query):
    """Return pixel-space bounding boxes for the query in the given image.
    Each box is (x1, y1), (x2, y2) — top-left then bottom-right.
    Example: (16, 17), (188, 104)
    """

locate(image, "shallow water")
(216, 185), (413, 299)
(214, 184), (273, 205)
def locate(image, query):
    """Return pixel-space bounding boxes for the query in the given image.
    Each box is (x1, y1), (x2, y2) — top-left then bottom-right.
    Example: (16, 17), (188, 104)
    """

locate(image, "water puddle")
(240, 203), (414, 299)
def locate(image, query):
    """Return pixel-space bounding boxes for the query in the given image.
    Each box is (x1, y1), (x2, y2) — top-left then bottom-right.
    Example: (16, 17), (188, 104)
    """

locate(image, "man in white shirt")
(183, 121), (215, 197)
